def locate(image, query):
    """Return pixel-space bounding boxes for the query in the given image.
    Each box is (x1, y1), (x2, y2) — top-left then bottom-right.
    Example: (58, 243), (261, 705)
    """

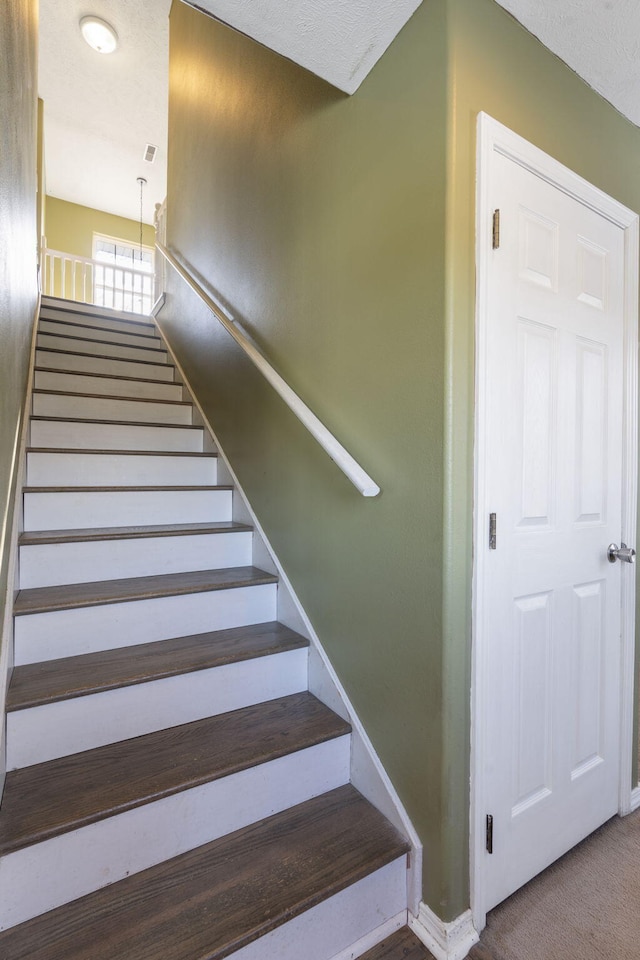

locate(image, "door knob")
(607, 543), (636, 564)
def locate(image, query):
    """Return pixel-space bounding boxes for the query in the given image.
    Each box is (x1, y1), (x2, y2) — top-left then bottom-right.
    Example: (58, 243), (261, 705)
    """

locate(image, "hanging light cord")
(137, 177), (147, 261)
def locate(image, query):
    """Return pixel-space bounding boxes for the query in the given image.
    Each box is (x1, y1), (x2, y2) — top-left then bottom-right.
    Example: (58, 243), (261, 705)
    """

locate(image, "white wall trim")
(617, 197), (639, 818)
(153, 306), (423, 914)
(630, 786), (640, 813)
(409, 904), (478, 960)
(0, 293), (41, 799)
(471, 112), (639, 931)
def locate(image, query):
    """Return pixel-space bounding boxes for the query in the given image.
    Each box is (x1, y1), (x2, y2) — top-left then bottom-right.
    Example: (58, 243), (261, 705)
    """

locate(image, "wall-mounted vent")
(143, 143), (157, 164)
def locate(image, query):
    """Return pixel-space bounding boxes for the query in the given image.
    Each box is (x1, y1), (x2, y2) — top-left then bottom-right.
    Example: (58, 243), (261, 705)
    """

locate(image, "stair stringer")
(0, 293), (41, 800)
(154, 308), (423, 917)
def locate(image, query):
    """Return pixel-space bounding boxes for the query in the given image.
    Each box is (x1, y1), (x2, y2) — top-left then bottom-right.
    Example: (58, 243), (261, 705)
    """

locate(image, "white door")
(475, 123), (637, 914)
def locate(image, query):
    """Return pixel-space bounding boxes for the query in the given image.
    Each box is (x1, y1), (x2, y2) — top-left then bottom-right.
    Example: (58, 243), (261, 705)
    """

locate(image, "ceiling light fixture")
(80, 16), (118, 54)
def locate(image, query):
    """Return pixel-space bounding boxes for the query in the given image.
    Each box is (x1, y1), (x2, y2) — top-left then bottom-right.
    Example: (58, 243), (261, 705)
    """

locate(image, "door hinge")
(489, 513), (497, 550)
(486, 814), (494, 854)
(492, 209), (501, 249)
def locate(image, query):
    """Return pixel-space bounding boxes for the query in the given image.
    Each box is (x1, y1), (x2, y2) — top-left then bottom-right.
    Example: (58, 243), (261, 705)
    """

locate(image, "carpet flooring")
(470, 808), (640, 959)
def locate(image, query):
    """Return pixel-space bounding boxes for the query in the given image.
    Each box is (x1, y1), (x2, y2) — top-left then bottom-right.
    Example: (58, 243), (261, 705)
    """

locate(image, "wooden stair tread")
(14, 565), (276, 616)
(24, 485), (230, 492)
(0, 692), (348, 855)
(37, 332), (167, 355)
(0, 785), (408, 960)
(30, 415), (200, 429)
(19, 519), (245, 546)
(39, 319), (160, 341)
(25, 448), (216, 459)
(32, 389), (192, 406)
(7, 622), (307, 710)
(35, 347), (174, 369)
(3, 300), (407, 954)
(40, 300), (156, 329)
(359, 929), (435, 959)
(34, 366), (181, 387)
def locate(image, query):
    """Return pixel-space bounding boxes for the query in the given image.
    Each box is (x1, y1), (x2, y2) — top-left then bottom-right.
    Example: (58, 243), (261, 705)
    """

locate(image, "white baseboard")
(410, 903), (478, 960)
(331, 911), (406, 960)
(630, 786), (640, 812)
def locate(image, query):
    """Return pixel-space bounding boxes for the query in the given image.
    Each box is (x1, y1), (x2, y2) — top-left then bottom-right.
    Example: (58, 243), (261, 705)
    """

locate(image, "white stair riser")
(23, 489), (232, 531)
(35, 349), (174, 381)
(26, 452), (216, 488)
(14, 583), (278, 664)
(0, 737), (350, 931)
(40, 300), (156, 330)
(32, 393), (192, 426)
(30, 419), (203, 452)
(39, 319), (161, 349)
(232, 859), (407, 960)
(19, 530), (252, 588)
(37, 333), (168, 364)
(8, 648), (308, 766)
(34, 369), (183, 402)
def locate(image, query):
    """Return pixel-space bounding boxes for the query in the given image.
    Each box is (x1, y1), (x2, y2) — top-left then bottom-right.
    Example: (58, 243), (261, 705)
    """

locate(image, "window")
(92, 234), (155, 314)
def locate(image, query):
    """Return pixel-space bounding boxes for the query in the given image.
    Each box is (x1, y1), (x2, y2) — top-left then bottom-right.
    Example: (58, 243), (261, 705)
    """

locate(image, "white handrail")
(156, 241), (380, 498)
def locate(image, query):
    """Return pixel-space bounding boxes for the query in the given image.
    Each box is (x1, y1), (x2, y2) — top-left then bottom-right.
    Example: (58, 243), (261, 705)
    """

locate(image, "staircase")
(0, 297), (417, 959)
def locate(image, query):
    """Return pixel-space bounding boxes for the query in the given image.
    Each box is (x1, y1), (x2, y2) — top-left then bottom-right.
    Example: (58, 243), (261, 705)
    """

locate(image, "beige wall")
(44, 197), (156, 301)
(0, 0), (39, 785)
(37, 98), (45, 256)
(161, 0), (640, 922)
(45, 196), (155, 260)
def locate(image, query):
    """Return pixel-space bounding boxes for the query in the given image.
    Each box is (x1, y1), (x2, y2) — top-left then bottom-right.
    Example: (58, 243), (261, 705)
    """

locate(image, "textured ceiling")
(494, 0), (640, 127)
(39, 0), (170, 224)
(189, 0), (423, 95)
(39, 0), (640, 226)
(38, 0), (422, 224)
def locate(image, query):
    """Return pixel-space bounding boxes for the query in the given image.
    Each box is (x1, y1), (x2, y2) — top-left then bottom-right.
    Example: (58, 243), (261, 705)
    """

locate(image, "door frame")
(471, 112), (639, 931)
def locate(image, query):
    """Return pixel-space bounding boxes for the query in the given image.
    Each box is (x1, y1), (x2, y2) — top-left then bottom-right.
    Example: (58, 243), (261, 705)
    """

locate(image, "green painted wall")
(161, 0), (640, 922)
(162, 0), (450, 913)
(0, 0), (39, 769)
(45, 196), (155, 260)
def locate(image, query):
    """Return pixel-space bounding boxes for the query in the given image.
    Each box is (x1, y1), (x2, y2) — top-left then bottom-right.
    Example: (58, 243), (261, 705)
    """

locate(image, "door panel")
(481, 151), (625, 911)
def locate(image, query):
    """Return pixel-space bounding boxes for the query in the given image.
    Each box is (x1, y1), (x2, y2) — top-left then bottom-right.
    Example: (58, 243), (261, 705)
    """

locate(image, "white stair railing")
(42, 248), (155, 316)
